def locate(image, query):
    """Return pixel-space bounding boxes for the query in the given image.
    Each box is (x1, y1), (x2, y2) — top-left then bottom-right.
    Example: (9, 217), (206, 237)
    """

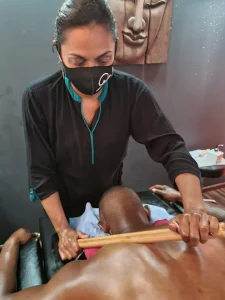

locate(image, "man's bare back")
(2, 241), (198, 300)
(2, 234), (225, 300)
(1, 186), (224, 299)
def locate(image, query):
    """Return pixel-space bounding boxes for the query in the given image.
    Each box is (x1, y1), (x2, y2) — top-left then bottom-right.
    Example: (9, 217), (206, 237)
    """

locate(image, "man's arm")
(0, 229), (45, 300)
(150, 184), (225, 222)
(0, 229), (86, 300)
(0, 237), (21, 296)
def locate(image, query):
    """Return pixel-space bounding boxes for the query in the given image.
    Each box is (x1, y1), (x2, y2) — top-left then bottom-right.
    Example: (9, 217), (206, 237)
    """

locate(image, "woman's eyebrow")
(96, 51), (113, 59)
(68, 51), (112, 60)
(68, 53), (86, 60)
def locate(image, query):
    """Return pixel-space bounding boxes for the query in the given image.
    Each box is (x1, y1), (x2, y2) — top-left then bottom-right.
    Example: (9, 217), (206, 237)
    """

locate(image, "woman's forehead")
(62, 24), (114, 52)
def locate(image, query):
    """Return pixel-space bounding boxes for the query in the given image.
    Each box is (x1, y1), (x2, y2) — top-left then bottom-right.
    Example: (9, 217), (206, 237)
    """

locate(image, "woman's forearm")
(41, 192), (70, 232)
(175, 173), (206, 213)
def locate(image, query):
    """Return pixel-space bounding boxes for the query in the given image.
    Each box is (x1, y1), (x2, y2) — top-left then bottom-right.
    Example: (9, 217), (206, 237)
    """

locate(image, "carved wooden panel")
(108, 0), (173, 64)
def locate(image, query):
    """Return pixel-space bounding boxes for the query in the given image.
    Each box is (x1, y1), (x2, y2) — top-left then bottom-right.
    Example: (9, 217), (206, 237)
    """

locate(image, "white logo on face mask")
(96, 73), (112, 92)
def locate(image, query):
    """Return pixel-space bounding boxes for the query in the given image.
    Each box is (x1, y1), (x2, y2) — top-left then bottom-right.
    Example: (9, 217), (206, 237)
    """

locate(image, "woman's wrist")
(54, 215), (70, 233)
(183, 198), (206, 214)
(55, 222), (70, 233)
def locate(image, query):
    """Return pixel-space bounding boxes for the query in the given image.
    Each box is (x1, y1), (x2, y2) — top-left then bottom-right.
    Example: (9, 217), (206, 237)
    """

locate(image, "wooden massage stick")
(0, 224), (224, 250)
(77, 223), (225, 249)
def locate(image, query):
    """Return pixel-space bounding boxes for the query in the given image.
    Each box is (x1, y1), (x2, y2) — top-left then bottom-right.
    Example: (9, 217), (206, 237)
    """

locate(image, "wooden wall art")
(107, 0), (173, 64)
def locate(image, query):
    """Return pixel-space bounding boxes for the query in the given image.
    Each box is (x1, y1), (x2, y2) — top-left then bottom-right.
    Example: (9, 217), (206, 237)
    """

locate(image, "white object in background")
(190, 149), (224, 168)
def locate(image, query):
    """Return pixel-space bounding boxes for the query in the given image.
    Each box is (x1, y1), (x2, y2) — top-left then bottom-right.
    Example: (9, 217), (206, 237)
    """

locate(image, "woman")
(23, 0), (216, 261)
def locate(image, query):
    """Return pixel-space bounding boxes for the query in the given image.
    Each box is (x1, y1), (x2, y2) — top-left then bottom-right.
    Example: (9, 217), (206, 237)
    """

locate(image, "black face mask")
(63, 64), (113, 96)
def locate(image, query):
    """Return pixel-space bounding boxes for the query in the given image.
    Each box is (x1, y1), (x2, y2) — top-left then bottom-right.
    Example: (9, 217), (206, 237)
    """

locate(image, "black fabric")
(39, 217), (64, 282)
(23, 69), (200, 217)
(170, 202), (184, 214)
(200, 165), (225, 178)
(17, 238), (46, 291)
(39, 191), (180, 281)
(63, 64), (113, 95)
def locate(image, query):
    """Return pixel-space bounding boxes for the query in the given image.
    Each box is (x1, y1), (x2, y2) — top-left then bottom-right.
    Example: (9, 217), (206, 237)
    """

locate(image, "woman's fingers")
(208, 216), (219, 236)
(189, 214), (200, 246)
(58, 228), (86, 260)
(63, 239), (78, 257)
(179, 214), (190, 243)
(168, 218), (180, 233)
(199, 213), (210, 244)
(77, 231), (89, 239)
(59, 245), (72, 261)
(169, 213), (220, 246)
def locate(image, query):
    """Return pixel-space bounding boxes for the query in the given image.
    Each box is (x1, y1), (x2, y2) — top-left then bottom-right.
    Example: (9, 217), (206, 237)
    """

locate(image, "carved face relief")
(108, 0), (170, 65)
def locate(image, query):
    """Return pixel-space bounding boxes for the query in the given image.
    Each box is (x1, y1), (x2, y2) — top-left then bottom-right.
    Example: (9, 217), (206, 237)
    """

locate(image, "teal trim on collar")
(64, 76), (108, 103)
(81, 103), (102, 164)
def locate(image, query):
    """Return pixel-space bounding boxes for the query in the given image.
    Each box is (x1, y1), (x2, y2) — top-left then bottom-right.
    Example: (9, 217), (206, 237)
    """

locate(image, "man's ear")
(144, 205), (151, 221)
(98, 221), (110, 233)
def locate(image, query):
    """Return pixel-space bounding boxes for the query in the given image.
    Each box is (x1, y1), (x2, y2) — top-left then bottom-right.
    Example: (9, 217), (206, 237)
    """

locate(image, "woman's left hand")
(168, 212), (219, 246)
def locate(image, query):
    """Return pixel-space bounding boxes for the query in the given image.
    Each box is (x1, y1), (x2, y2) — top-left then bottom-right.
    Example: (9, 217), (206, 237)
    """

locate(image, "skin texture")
(0, 188), (224, 299)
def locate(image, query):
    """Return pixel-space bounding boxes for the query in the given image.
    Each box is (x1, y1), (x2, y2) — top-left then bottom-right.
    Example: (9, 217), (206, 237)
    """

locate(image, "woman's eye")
(98, 56), (111, 64)
(74, 62), (84, 67)
(70, 59), (85, 67)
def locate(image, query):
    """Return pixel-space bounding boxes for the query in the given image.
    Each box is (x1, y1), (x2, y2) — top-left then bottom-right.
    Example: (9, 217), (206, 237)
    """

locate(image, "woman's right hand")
(58, 227), (89, 261)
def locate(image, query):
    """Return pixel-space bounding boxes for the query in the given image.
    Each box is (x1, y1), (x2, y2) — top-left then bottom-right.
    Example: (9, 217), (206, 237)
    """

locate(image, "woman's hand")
(58, 227), (89, 261)
(149, 185), (181, 202)
(169, 212), (219, 246)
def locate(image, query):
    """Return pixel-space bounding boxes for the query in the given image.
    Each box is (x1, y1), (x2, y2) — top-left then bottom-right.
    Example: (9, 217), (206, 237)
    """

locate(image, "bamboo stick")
(78, 223), (225, 249)
(0, 224), (224, 250)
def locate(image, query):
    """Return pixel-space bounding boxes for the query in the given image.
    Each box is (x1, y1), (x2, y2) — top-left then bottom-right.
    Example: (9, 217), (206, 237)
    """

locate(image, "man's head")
(98, 186), (151, 234)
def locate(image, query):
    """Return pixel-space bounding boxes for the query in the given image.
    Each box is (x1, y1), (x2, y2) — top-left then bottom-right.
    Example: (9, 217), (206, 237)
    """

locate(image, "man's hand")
(10, 228), (32, 245)
(169, 212), (219, 246)
(58, 227), (89, 261)
(149, 185), (181, 202)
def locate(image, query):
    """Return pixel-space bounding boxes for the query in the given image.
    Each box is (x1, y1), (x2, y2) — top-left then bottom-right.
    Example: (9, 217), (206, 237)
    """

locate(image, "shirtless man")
(0, 187), (223, 300)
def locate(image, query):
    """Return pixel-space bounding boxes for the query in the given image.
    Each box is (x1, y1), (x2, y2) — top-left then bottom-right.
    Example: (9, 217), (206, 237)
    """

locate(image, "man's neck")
(118, 223), (152, 235)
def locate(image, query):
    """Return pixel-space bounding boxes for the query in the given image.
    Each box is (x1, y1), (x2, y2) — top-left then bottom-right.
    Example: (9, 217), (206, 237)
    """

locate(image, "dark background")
(0, 0), (225, 243)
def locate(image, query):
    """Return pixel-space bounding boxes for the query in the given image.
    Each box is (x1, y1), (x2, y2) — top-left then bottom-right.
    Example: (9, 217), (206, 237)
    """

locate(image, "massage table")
(16, 190), (178, 288)
(17, 238), (46, 290)
(17, 190), (225, 298)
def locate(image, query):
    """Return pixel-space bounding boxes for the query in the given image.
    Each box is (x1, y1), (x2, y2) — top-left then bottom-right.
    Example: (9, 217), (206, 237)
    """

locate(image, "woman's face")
(60, 23), (115, 68)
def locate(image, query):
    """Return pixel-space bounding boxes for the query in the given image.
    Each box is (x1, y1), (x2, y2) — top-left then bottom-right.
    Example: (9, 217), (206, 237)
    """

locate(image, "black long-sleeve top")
(22, 70), (200, 217)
